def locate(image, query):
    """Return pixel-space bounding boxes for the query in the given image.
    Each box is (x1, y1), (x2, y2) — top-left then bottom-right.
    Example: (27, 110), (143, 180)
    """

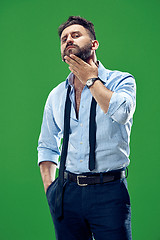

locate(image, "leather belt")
(64, 170), (126, 186)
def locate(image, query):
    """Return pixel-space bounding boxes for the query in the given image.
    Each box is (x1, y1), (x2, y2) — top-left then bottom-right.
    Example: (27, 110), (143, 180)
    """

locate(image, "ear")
(91, 40), (99, 50)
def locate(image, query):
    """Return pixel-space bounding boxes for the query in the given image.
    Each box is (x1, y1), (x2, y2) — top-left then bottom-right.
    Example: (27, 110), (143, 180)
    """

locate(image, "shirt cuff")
(38, 148), (59, 166)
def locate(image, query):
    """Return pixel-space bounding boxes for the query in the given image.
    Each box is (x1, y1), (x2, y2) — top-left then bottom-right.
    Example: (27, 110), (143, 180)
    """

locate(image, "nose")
(66, 34), (74, 44)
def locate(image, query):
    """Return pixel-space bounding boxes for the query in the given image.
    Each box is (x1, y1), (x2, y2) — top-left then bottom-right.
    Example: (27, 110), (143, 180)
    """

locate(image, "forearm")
(39, 161), (57, 193)
(89, 80), (113, 114)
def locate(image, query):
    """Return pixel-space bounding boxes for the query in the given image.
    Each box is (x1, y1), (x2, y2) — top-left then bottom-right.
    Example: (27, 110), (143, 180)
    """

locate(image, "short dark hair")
(58, 16), (96, 40)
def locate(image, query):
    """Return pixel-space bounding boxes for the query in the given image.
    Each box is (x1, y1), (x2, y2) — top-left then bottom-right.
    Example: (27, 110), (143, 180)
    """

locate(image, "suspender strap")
(55, 85), (71, 219)
(55, 86), (97, 219)
(89, 97), (97, 171)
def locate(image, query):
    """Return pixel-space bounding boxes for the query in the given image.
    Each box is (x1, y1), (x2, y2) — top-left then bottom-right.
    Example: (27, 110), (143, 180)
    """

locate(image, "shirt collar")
(65, 60), (109, 88)
(65, 72), (74, 88)
(97, 61), (109, 83)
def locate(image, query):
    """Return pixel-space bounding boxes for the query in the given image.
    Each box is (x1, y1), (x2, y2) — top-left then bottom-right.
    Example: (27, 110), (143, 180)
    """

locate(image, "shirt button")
(80, 123), (83, 127)
(80, 142), (83, 145)
(80, 159), (83, 162)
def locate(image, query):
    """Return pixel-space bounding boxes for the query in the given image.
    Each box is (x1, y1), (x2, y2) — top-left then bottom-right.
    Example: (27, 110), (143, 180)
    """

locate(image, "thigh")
(87, 179), (132, 240)
(46, 180), (93, 240)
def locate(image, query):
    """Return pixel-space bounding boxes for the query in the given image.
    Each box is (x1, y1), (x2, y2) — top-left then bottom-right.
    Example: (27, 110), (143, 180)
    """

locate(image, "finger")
(69, 66), (78, 75)
(70, 54), (87, 65)
(65, 58), (74, 66)
(64, 56), (79, 67)
(68, 63), (78, 72)
(69, 54), (81, 64)
(64, 58), (70, 65)
(67, 61), (80, 72)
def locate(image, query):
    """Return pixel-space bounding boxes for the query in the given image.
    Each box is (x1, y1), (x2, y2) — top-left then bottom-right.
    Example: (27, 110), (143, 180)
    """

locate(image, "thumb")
(88, 58), (96, 66)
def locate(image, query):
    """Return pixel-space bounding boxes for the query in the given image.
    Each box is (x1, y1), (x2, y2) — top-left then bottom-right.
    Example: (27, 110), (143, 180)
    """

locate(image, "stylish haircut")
(58, 16), (96, 40)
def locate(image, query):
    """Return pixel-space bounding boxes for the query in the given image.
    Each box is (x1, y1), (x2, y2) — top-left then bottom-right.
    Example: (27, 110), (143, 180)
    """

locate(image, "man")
(38, 16), (136, 240)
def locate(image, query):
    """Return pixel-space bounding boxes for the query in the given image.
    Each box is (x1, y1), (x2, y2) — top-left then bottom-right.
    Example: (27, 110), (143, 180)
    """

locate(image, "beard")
(62, 41), (92, 62)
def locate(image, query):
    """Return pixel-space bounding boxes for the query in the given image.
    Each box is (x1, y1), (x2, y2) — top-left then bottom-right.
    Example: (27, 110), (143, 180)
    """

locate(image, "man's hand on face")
(64, 54), (98, 85)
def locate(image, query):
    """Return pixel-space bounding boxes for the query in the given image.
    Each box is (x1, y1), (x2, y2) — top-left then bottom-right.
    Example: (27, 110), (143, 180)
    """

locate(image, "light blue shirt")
(37, 61), (136, 174)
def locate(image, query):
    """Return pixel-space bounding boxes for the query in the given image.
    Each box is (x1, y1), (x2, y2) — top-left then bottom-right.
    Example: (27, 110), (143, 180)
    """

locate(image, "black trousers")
(46, 177), (132, 240)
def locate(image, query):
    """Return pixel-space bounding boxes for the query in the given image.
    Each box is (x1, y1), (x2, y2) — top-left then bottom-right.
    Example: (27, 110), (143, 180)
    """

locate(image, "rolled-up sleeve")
(107, 75), (136, 124)
(37, 102), (61, 166)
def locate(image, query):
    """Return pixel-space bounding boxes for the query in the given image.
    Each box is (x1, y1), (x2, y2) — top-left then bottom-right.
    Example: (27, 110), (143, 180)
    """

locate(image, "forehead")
(61, 24), (88, 38)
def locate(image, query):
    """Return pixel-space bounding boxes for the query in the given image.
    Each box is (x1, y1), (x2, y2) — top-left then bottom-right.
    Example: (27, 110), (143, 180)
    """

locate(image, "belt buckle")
(77, 175), (88, 186)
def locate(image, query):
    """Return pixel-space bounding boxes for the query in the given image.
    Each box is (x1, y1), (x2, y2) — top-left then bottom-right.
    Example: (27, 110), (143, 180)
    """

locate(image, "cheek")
(61, 47), (65, 56)
(61, 44), (64, 52)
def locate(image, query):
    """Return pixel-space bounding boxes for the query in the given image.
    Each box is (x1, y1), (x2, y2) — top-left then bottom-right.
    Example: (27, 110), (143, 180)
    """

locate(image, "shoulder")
(108, 70), (136, 92)
(98, 61), (135, 87)
(108, 69), (134, 80)
(45, 81), (67, 108)
(50, 81), (67, 96)
(102, 65), (136, 91)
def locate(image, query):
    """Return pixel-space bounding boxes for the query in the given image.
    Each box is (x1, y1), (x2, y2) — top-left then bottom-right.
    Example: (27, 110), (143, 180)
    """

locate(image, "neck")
(86, 52), (97, 64)
(74, 75), (84, 90)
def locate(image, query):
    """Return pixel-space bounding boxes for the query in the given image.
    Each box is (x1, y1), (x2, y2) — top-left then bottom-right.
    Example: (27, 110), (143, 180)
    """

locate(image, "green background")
(0, 0), (160, 239)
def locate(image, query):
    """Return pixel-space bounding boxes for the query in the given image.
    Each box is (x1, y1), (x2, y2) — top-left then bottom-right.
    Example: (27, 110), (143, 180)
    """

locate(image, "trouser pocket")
(46, 178), (58, 211)
(46, 178), (68, 213)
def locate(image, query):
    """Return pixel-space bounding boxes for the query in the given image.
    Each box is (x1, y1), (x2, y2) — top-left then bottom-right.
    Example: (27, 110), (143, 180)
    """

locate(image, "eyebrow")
(61, 31), (82, 41)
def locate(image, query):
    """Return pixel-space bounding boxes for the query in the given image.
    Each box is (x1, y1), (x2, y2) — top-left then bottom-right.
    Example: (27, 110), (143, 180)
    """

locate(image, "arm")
(106, 75), (136, 124)
(64, 54), (113, 113)
(64, 54), (136, 124)
(89, 74), (136, 124)
(38, 95), (61, 192)
(40, 161), (57, 193)
(89, 80), (113, 114)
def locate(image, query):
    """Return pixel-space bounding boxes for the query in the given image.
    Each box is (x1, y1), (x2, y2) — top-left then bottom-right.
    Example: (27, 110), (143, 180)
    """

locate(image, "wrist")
(44, 180), (53, 193)
(86, 77), (100, 88)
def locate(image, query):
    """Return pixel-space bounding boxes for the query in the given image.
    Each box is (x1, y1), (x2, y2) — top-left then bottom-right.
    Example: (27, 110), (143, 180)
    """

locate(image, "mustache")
(64, 43), (78, 51)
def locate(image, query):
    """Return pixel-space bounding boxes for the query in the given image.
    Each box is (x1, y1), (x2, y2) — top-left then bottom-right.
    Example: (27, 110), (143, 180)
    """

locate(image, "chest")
(75, 88), (82, 109)
(74, 81), (84, 118)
